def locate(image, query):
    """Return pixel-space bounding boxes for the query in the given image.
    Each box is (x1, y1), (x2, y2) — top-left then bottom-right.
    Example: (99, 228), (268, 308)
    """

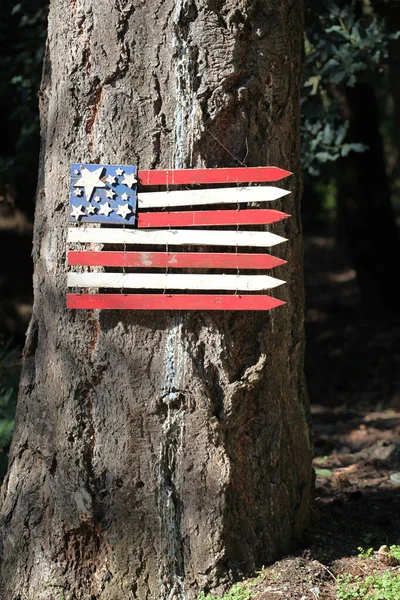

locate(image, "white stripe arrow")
(67, 272), (286, 291)
(67, 227), (287, 248)
(137, 186), (290, 208)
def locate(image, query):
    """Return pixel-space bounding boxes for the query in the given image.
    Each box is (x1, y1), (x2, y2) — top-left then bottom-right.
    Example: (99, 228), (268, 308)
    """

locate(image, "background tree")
(0, 1), (312, 599)
(0, 0), (48, 219)
(0, 0), (48, 353)
(302, 0), (400, 313)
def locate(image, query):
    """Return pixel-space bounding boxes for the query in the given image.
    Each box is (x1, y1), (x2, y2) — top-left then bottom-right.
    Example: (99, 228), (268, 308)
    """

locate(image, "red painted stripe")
(137, 167), (292, 186)
(67, 294), (286, 311)
(68, 251), (286, 269)
(137, 209), (290, 228)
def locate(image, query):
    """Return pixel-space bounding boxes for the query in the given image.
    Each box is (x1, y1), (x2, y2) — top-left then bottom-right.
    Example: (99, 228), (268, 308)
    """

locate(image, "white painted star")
(70, 205), (85, 220)
(99, 202), (113, 216)
(87, 205), (96, 215)
(117, 204), (132, 219)
(106, 189), (115, 200)
(74, 188), (83, 197)
(106, 174), (116, 186)
(121, 173), (137, 188)
(121, 192), (129, 201)
(94, 195), (101, 203)
(116, 168), (124, 176)
(74, 169), (80, 175)
(73, 166), (106, 201)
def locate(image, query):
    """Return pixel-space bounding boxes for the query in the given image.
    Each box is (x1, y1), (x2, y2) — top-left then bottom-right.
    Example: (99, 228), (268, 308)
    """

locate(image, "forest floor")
(232, 223), (400, 600)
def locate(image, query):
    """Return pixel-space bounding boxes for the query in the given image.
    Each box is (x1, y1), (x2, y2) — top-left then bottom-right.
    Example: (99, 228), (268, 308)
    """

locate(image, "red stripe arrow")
(67, 251), (286, 269)
(67, 294), (286, 311)
(136, 209), (290, 228)
(137, 167), (292, 186)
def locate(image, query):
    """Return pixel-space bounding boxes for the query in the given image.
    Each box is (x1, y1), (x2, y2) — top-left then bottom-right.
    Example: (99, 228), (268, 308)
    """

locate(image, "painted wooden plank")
(137, 167), (292, 186)
(67, 272), (286, 291)
(67, 227), (287, 248)
(68, 250), (287, 269)
(137, 186), (290, 208)
(67, 293), (286, 311)
(137, 209), (290, 228)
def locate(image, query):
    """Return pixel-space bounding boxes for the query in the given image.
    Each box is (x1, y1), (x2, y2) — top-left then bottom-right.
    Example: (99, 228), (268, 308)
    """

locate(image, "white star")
(99, 202), (113, 216)
(121, 173), (137, 188)
(87, 205), (96, 215)
(116, 168), (124, 176)
(94, 195), (101, 203)
(117, 204), (132, 219)
(74, 188), (83, 197)
(73, 166), (106, 201)
(121, 192), (129, 201)
(70, 205), (85, 220)
(74, 169), (80, 175)
(106, 174), (116, 186)
(106, 189), (115, 200)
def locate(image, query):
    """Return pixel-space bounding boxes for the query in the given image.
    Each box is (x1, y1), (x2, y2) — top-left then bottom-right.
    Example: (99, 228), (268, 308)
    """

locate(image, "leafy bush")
(388, 545), (400, 562)
(302, 0), (399, 176)
(357, 546), (374, 558)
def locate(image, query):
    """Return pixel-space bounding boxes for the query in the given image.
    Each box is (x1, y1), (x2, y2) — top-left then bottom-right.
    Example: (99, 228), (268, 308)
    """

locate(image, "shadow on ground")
(303, 223), (400, 556)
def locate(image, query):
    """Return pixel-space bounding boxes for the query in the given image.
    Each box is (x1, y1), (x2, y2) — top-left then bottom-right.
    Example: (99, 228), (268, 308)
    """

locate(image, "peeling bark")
(0, 1), (312, 599)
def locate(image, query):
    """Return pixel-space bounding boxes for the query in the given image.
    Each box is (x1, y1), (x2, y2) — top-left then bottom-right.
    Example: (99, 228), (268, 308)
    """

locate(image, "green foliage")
(339, 546), (400, 598)
(358, 545), (400, 561)
(197, 584), (252, 600)
(0, 343), (21, 479)
(314, 467), (333, 478)
(302, 0), (398, 176)
(336, 571), (400, 600)
(388, 545), (400, 562)
(197, 570), (267, 600)
(357, 546), (374, 558)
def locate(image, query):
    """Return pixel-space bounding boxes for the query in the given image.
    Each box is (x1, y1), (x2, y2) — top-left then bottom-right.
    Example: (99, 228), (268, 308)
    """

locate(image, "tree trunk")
(0, 1), (312, 599)
(336, 81), (400, 314)
(372, 1), (400, 150)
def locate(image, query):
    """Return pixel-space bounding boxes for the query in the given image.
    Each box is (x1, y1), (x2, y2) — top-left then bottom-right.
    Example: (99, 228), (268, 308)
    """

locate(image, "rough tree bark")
(0, 1), (312, 599)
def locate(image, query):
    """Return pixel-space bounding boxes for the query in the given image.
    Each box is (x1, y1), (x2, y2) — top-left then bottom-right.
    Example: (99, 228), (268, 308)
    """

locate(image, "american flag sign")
(67, 164), (291, 311)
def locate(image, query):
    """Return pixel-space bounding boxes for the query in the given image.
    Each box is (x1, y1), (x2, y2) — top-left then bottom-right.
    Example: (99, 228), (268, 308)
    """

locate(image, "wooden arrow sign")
(67, 164), (291, 311)
(137, 166), (292, 186)
(68, 251), (287, 269)
(67, 294), (286, 311)
(137, 209), (289, 228)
